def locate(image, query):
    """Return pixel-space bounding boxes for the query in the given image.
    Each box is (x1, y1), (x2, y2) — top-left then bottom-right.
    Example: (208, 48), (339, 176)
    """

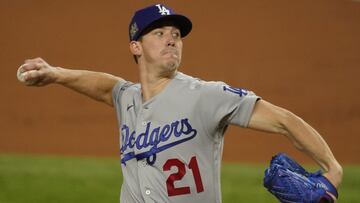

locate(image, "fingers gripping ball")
(17, 65), (39, 85)
(263, 153), (338, 203)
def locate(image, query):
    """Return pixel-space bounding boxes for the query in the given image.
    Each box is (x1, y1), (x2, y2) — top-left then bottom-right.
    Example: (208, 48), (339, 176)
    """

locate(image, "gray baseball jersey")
(112, 72), (260, 203)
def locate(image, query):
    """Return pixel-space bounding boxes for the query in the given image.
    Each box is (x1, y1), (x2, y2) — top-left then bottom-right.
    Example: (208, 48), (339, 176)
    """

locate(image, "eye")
(172, 31), (180, 39)
(155, 31), (163, 36)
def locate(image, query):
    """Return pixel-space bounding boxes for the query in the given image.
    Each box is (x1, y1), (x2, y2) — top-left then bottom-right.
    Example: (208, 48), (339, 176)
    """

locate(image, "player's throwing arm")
(17, 57), (122, 106)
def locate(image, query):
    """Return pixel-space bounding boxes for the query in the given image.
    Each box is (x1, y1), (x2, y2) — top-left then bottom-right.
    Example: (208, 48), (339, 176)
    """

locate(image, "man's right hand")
(18, 57), (59, 86)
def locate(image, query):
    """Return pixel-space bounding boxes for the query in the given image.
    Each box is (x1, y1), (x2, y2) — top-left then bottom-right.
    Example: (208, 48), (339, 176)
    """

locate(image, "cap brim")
(140, 15), (192, 39)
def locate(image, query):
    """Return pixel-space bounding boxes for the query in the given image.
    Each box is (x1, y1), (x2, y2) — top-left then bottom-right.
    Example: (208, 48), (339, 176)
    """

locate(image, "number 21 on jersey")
(163, 156), (204, 196)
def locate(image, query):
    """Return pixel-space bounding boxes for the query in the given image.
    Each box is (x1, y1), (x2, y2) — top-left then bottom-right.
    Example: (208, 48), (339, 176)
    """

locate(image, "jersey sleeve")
(199, 81), (260, 128)
(112, 80), (134, 123)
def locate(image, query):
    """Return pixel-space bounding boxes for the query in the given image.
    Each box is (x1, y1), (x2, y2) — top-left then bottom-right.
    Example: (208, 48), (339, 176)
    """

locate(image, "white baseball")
(17, 65), (39, 85)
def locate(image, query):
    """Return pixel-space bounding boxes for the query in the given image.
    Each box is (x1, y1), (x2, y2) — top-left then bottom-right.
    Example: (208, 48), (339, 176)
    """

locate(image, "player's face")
(139, 26), (183, 71)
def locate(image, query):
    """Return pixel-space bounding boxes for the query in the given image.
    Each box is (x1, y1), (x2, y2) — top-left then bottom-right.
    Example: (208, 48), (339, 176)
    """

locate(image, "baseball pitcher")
(17, 4), (342, 203)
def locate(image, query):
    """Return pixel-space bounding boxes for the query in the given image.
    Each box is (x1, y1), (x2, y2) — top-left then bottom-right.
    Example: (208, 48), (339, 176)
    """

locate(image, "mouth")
(161, 49), (179, 57)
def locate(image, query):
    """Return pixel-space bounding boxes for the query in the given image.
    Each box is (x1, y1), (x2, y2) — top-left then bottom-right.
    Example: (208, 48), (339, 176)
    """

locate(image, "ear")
(129, 41), (142, 56)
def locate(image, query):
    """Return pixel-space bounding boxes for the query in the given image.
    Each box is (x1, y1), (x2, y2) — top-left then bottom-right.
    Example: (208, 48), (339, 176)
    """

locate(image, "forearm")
(54, 67), (123, 106)
(281, 112), (343, 186)
(282, 114), (337, 169)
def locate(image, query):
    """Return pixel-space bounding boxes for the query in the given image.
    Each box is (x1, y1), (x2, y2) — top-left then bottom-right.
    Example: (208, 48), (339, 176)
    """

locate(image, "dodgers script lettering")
(120, 118), (197, 165)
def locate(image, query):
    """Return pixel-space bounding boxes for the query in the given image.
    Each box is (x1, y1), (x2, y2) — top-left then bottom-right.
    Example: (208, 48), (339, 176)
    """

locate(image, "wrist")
(324, 162), (343, 188)
(53, 67), (69, 84)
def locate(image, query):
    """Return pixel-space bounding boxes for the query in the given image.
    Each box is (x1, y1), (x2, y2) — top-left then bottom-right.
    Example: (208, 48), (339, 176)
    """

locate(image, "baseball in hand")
(17, 65), (39, 85)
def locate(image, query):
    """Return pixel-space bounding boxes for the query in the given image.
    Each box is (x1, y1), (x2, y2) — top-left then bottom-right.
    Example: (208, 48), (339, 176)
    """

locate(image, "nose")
(165, 33), (176, 47)
(167, 40), (175, 47)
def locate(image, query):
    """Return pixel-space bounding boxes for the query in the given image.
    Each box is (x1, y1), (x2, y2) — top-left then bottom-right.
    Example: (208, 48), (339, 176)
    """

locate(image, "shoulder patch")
(223, 85), (248, 97)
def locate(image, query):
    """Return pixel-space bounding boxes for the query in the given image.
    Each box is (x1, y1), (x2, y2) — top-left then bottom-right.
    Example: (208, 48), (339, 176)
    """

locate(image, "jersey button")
(145, 189), (151, 195)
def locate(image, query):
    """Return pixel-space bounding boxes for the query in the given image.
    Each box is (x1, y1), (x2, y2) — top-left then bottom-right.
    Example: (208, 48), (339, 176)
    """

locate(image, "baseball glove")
(263, 153), (338, 203)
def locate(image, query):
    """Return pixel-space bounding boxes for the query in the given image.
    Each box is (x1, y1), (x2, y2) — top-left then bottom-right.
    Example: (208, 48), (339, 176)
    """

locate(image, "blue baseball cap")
(129, 4), (192, 41)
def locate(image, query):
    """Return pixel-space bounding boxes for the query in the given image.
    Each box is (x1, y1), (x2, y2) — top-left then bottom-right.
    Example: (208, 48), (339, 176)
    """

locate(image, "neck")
(138, 63), (176, 102)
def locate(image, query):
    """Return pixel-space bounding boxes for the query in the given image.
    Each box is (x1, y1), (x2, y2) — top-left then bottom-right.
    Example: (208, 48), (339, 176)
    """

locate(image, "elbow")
(276, 109), (297, 137)
(276, 110), (308, 151)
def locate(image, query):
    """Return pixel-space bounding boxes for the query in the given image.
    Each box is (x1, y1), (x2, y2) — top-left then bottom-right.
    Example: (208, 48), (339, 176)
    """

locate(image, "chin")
(167, 62), (179, 71)
(164, 58), (180, 71)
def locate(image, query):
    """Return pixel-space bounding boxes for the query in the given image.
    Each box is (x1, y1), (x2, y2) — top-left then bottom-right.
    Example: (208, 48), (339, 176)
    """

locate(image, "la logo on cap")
(156, 4), (170, 15)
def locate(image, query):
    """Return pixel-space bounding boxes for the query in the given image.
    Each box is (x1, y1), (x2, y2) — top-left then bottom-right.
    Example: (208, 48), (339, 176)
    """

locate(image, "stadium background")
(1, 0), (359, 163)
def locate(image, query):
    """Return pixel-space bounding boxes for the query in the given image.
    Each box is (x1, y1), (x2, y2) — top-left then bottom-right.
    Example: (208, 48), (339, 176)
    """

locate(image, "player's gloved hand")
(263, 153), (338, 203)
(17, 57), (59, 86)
